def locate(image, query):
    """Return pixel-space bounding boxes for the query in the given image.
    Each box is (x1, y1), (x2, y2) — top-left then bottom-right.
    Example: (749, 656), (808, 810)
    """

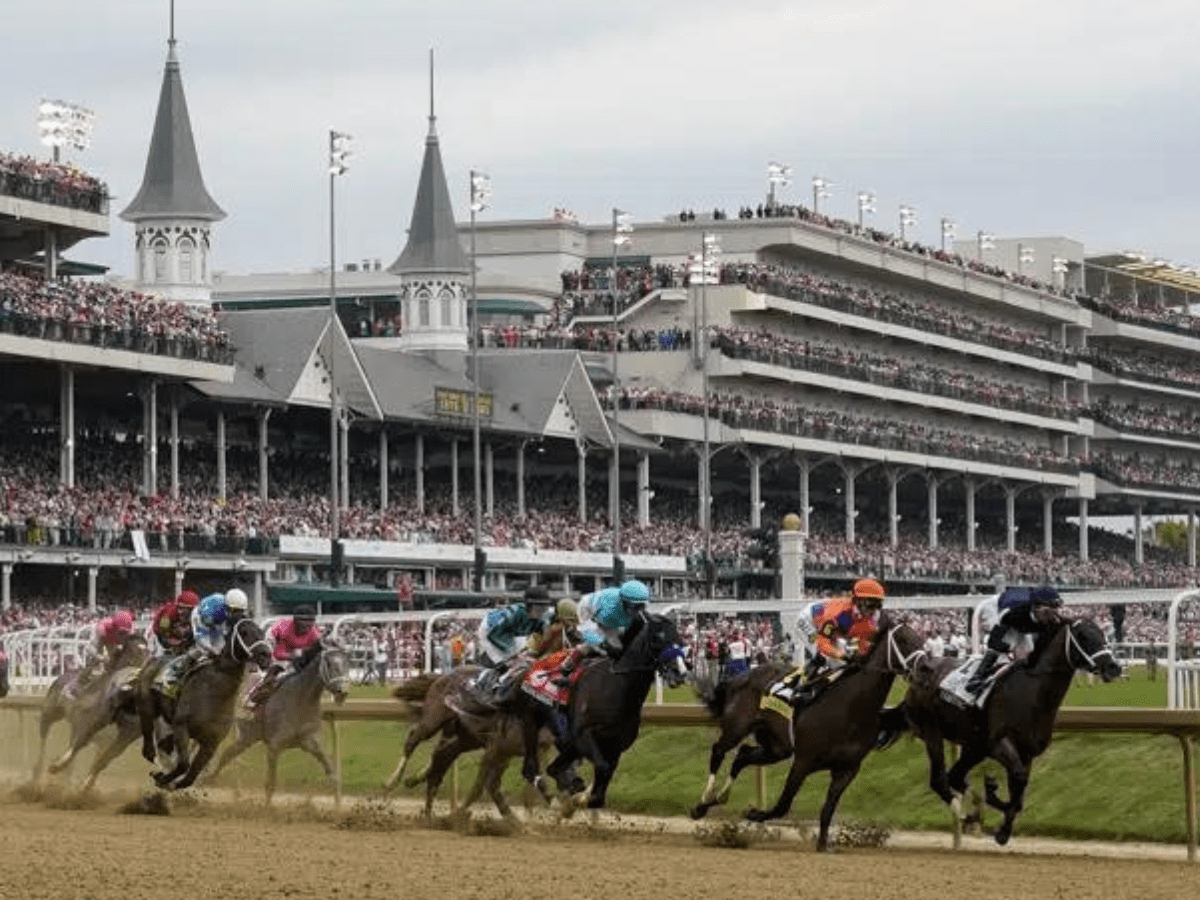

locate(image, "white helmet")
(225, 588), (249, 612)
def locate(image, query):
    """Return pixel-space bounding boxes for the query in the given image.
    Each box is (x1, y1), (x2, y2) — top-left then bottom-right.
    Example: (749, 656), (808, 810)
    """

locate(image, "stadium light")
(857, 191), (876, 228)
(469, 169), (492, 593)
(37, 98), (94, 161)
(1052, 256), (1069, 290)
(977, 230), (995, 262)
(811, 176), (833, 215)
(1017, 243), (1035, 275)
(327, 129), (351, 586)
(611, 208), (633, 582)
(767, 161), (792, 209)
(940, 217), (955, 253)
(898, 204), (916, 241)
(689, 232), (721, 597)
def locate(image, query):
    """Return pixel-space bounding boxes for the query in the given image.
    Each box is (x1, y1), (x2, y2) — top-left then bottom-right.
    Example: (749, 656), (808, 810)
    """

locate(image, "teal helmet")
(619, 579), (651, 604)
(595, 587), (621, 606)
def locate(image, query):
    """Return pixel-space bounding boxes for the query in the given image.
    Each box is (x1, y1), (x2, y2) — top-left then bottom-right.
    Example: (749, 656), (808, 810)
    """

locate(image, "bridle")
(318, 646), (350, 695)
(230, 619), (270, 664)
(882, 623), (926, 674)
(1064, 620), (1115, 673)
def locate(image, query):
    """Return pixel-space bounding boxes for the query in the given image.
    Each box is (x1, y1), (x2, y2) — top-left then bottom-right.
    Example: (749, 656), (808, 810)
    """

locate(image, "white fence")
(0, 626), (92, 694)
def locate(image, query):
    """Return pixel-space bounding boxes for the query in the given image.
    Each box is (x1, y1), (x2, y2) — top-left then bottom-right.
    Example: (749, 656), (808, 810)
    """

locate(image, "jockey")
(248, 605), (323, 708)
(774, 578), (885, 704)
(470, 586), (553, 704)
(78, 610), (137, 689)
(157, 593), (229, 697)
(556, 579), (651, 682)
(526, 598), (580, 659)
(965, 585), (1063, 700)
(224, 587), (250, 625)
(148, 590), (201, 658)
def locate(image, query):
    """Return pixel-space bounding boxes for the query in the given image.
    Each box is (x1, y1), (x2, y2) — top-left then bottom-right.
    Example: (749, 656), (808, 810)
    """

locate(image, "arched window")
(417, 289), (431, 327)
(153, 238), (169, 281)
(438, 287), (455, 327)
(179, 237), (195, 282)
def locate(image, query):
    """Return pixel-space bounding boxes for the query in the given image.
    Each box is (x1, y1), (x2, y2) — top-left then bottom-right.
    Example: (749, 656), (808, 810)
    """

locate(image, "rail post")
(1182, 735), (1197, 863)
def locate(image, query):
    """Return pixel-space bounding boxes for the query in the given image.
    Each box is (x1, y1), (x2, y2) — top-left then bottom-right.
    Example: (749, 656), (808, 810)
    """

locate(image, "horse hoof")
(689, 803), (709, 820)
(994, 828), (1012, 846)
(745, 807), (766, 823)
(141, 747), (156, 764)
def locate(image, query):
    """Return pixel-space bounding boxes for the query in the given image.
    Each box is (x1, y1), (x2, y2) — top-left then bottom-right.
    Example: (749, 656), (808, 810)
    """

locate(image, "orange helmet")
(851, 578), (885, 609)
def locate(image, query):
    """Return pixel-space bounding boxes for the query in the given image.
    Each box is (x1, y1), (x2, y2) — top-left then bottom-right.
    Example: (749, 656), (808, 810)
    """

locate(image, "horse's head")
(317, 640), (350, 704)
(229, 619), (273, 670)
(117, 634), (148, 669)
(1064, 618), (1123, 682)
(869, 614), (928, 676)
(628, 613), (688, 687)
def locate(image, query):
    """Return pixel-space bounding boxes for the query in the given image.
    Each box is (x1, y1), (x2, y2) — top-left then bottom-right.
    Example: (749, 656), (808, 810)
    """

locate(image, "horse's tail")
(693, 675), (727, 719)
(392, 673), (440, 702)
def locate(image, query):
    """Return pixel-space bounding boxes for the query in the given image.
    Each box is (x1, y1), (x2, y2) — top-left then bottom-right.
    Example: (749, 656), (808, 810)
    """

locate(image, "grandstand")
(3, 29), (1200, 624)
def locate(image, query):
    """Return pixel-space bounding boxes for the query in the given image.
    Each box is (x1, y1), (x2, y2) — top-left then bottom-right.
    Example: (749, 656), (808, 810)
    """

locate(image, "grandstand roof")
(119, 42), (225, 223)
(1087, 252), (1200, 299)
(386, 113), (469, 276)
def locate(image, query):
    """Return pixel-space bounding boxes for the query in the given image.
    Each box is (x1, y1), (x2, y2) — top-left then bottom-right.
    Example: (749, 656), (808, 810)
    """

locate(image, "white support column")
(577, 441), (588, 524)
(637, 452), (651, 526)
(927, 475), (939, 549)
(339, 413), (349, 514)
(450, 438), (460, 517)
(144, 381), (158, 496)
(170, 392), (180, 500)
(516, 441), (527, 518)
(965, 478), (977, 552)
(485, 441), (495, 518)
(1005, 485), (1017, 552)
(696, 446), (707, 530)
(378, 429), (389, 510)
(1078, 497), (1089, 562)
(1190, 507), (1197, 569)
(842, 464), (858, 544)
(87, 566), (98, 613)
(252, 571), (264, 619)
(258, 408), (271, 501)
(749, 454), (763, 529)
(1043, 493), (1054, 557)
(797, 455), (811, 535)
(415, 434), (425, 515)
(60, 364), (75, 488)
(174, 567), (185, 598)
(1134, 504), (1144, 565)
(1, 564), (10, 612)
(887, 470), (899, 548)
(216, 409), (227, 502)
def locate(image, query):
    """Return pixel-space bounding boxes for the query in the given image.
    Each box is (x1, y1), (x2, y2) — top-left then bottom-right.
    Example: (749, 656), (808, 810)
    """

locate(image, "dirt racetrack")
(0, 789), (1194, 900)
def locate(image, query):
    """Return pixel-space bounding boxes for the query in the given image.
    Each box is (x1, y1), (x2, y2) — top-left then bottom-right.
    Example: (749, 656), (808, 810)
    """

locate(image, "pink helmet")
(111, 610), (135, 635)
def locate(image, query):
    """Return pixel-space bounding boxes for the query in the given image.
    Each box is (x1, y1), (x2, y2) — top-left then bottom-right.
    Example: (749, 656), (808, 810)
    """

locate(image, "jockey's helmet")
(294, 605), (317, 625)
(111, 610), (135, 635)
(851, 578), (885, 613)
(619, 579), (651, 604)
(176, 590), (201, 608)
(198, 595), (228, 627)
(555, 598), (579, 626)
(524, 584), (551, 608)
(1029, 586), (1062, 608)
(225, 588), (249, 613)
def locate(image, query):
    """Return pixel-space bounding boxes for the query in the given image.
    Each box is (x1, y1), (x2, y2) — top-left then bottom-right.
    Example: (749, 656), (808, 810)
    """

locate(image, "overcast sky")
(3, 0), (1197, 279)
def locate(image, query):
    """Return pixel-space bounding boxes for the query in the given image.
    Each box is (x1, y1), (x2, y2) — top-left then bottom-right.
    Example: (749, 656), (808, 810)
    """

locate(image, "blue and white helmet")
(197, 594), (228, 627)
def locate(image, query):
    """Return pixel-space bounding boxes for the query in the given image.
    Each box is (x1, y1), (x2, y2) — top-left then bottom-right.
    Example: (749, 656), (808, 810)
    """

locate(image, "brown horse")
(386, 667), (552, 821)
(901, 615), (1121, 845)
(38, 636), (148, 788)
(744, 614), (927, 851)
(689, 660), (793, 819)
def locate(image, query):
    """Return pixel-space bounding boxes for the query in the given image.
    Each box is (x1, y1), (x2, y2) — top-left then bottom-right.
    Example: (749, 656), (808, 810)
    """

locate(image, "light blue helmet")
(619, 579), (651, 604)
(197, 594), (228, 627)
(596, 587), (621, 606)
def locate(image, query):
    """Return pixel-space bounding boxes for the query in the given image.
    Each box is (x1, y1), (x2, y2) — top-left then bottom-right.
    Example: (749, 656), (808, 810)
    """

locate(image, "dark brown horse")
(901, 615), (1121, 845)
(520, 612), (690, 811)
(140, 618), (272, 791)
(744, 613), (927, 851)
(0, 649), (8, 698)
(38, 636), (148, 788)
(689, 660), (793, 819)
(386, 667), (552, 820)
(206, 640), (350, 801)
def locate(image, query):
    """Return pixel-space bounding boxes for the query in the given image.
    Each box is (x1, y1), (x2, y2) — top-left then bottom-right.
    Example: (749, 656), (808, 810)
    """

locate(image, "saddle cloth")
(522, 652), (588, 707)
(938, 656), (1004, 708)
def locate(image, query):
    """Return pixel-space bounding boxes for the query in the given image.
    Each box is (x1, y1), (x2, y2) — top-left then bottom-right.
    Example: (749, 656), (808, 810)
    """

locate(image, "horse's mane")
(1024, 617), (1067, 670)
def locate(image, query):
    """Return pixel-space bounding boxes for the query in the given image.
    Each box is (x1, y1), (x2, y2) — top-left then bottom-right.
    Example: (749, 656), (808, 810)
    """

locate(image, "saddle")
(938, 656), (1010, 708)
(762, 662), (839, 715)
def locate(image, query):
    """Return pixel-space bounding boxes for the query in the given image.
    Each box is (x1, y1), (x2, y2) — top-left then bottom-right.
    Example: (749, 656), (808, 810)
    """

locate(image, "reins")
(1064, 621), (1114, 673)
(231, 619), (270, 663)
(883, 624), (926, 674)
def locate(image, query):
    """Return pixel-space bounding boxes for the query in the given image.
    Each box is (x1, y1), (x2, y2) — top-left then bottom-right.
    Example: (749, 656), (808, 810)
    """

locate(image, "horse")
(37, 635), (149, 788)
(689, 660), (794, 819)
(901, 615), (1121, 845)
(744, 613), (927, 851)
(206, 639), (350, 801)
(0, 649), (8, 698)
(139, 617), (272, 791)
(386, 666), (554, 821)
(519, 611), (690, 811)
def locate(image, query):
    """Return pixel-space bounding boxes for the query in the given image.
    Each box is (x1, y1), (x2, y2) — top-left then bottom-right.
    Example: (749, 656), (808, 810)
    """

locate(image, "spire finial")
(169, 0), (176, 49)
(429, 48), (435, 124)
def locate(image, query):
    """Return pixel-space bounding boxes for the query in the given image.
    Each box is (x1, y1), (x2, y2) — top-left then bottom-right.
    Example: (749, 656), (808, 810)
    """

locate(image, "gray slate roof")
(387, 117), (469, 275)
(120, 43), (225, 222)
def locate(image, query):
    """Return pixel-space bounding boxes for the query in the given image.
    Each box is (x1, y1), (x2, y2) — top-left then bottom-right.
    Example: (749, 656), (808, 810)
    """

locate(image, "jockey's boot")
(771, 665), (805, 702)
(965, 650), (1000, 700)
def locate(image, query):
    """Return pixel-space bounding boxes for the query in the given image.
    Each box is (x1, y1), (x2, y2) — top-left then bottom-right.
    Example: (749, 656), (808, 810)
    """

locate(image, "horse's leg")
(945, 743), (987, 798)
(81, 718), (139, 793)
(206, 719), (257, 784)
(263, 747), (280, 804)
(296, 729), (336, 784)
(989, 739), (1030, 846)
(154, 723), (191, 787)
(383, 716), (439, 792)
(815, 765), (862, 852)
(690, 729), (739, 818)
(32, 705), (62, 782)
(569, 731), (615, 810)
(137, 693), (159, 763)
(422, 734), (469, 818)
(746, 753), (812, 822)
(172, 737), (217, 791)
(922, 733), (954, 804)
(49, 710), (107, 775)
